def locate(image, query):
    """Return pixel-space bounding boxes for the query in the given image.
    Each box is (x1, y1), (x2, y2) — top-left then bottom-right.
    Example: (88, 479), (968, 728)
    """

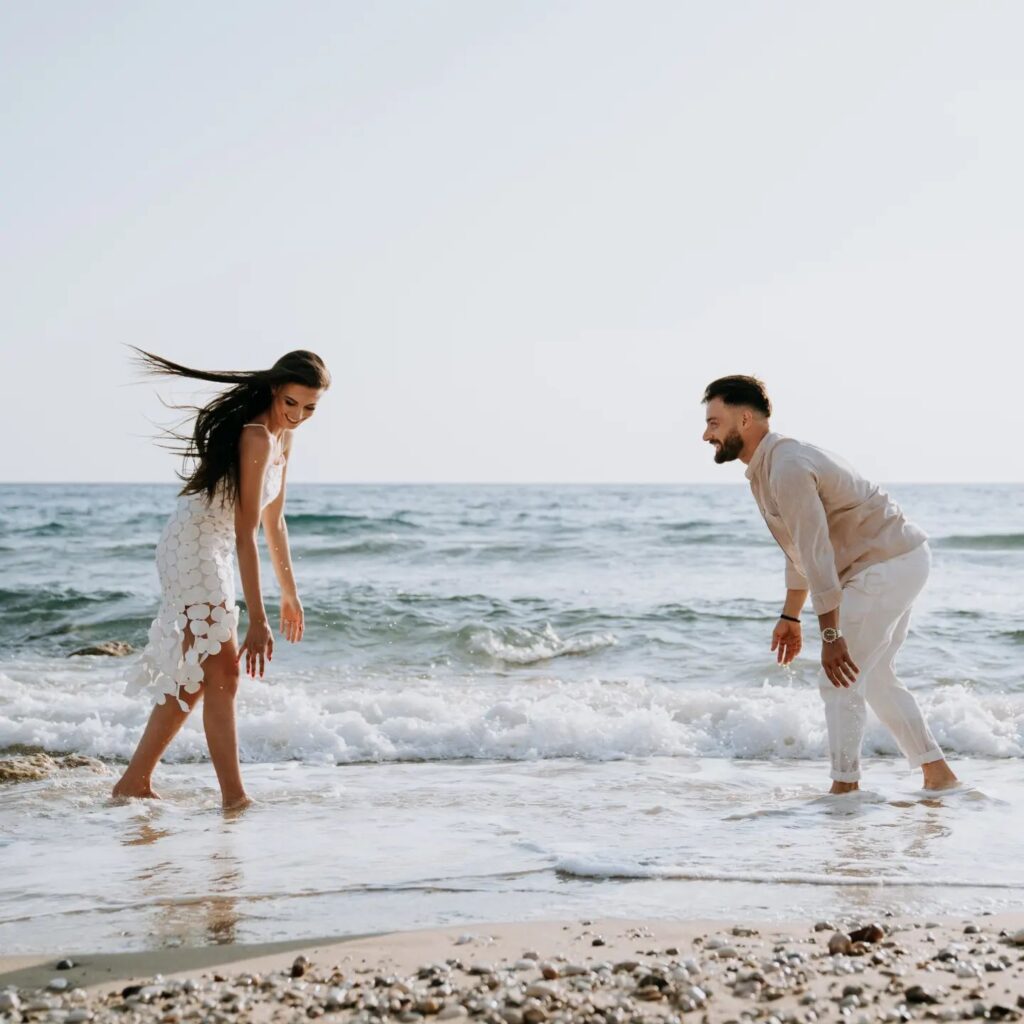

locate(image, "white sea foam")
(1, 663), (1022, 765)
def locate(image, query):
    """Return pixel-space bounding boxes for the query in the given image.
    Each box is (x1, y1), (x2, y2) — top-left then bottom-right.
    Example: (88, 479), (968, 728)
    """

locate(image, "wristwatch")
(821, 627), (843, 644)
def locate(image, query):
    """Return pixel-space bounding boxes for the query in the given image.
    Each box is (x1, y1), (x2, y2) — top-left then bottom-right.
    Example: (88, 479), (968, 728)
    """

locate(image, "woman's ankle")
(112, 774), (159, 799)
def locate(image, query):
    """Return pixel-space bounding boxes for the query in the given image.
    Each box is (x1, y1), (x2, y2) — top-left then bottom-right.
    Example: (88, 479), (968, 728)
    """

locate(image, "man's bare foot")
(830, 780), (860, 795)
(922, 759), (959, 791)
(222, 795), (254, 815)
(111, 777), (161, 801)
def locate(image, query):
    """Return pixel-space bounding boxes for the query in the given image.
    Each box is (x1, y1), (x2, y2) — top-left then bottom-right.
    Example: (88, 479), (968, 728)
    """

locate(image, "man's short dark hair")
(702, 375), (772, 418)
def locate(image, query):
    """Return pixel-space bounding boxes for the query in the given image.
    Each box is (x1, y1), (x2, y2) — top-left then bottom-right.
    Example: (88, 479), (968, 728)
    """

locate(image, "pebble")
(0, 992), (20, 1012)
(291, 955), (310, 978)
(829, 933), (853, 956)
(65, 1011), (92, 1023)
(56, 959), (75, 970)
(437, 1006), (468, 1020)
(525, 983), (558, 999)
(904, 985), (938, 1004)
(1010, 930), (1024, 947)
(682, 984), (707, 1006)
(814, 921), (837, 932)
(848, 924), (885, 944)
(25, 997), (61, 1012)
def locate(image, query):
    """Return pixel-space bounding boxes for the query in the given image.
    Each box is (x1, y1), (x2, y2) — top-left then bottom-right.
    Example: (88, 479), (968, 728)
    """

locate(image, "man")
(701, 375), (958, 794)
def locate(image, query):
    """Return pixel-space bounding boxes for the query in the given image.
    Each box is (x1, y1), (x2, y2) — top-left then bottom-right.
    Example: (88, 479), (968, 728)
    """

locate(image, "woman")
(114, 349), (330, 809)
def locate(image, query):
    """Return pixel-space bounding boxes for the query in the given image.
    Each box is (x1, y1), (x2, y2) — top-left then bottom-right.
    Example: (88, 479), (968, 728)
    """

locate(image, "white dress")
(126, 431), (285, 710)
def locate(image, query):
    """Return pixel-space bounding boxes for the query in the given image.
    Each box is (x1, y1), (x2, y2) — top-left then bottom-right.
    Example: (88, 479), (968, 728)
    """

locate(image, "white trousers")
(819, 542), (944, 782)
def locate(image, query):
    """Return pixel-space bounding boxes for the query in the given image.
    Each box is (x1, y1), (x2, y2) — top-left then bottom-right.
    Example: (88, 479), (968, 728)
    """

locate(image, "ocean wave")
(553, 856), (1024, 889)
(285, 512), (421, 534)
(0, 586), (137, 618)
(936, 533), (1024, 550)
(459, 623), (618, 665)
(292, 537), (423, 558)
(2, 669), (1021, 766)
(15, 521), (69, 537)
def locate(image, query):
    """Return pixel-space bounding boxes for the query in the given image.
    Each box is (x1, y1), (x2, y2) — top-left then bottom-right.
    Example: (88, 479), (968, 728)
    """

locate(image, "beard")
(713, 429), (744, 464)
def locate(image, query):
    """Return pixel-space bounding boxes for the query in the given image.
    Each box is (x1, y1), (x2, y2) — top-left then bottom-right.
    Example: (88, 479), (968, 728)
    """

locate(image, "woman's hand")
(280, 593), (305, 643)
(238, 616), (274, 678)
(771, 619), (802, 665)
(822, 637), (860, 688)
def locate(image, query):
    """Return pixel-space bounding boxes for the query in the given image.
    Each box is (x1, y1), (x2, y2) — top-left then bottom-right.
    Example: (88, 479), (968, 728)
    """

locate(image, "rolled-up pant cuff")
(908, 747), (944, 769)
(830, 769), (861, 783)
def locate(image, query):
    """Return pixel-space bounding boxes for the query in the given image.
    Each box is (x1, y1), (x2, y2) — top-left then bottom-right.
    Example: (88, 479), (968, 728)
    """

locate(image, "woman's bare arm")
(261, 435), (304, 642)
(261, 435), (295, 598)
(235, 426), (274, 675)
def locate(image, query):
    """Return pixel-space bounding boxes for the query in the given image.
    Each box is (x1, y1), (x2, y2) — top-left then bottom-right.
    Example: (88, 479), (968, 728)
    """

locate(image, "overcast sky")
(2, 1), (1022, 484)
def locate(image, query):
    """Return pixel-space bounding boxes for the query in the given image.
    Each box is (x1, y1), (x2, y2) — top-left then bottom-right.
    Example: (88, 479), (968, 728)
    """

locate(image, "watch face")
(822, 628), (839, 642)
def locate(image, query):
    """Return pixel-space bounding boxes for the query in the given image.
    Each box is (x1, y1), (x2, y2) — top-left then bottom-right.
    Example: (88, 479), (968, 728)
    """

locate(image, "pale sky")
(2, 1), (1022, 484)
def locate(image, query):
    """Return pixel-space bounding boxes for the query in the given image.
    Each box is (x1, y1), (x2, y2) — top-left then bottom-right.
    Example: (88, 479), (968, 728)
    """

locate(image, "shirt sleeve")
(785, 554), (809, 591)
(771, 457), (842, 614)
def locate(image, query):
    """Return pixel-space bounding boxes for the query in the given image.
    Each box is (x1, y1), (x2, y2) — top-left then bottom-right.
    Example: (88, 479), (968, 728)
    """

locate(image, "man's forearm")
(818, 606), (840, 632)
(782, 589), (808, 619)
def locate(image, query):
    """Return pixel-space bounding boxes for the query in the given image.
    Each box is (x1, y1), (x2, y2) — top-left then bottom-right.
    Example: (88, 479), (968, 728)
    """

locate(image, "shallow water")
(1, 483), (1022, 952)
(1, 758), (1020, 954)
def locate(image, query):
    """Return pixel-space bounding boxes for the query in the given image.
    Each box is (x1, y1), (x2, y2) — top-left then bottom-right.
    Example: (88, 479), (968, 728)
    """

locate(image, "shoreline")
(4, 914), (1024, 1021)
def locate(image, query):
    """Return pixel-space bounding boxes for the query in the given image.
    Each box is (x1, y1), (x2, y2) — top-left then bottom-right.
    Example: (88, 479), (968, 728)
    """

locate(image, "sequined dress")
(126, 434), (285, 710)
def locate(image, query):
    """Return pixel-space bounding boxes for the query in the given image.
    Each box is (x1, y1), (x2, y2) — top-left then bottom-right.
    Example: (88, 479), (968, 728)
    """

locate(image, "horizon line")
(1, 479), (1021, 488)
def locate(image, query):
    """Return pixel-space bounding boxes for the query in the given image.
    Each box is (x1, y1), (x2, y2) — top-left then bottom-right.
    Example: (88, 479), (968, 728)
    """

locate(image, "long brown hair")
(132, 348), (331, 502)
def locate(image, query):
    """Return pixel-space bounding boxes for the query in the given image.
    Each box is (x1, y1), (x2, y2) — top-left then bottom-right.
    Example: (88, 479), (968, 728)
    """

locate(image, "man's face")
(702, 398), (744, 464)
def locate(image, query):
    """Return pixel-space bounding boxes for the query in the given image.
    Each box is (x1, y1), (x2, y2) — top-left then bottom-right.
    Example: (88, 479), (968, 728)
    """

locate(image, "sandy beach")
(4, 914), (1024, 1023)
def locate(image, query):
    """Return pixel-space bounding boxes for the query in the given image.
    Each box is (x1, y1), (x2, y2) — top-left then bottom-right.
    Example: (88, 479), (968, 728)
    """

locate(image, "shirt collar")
(744, 431), (782, 481)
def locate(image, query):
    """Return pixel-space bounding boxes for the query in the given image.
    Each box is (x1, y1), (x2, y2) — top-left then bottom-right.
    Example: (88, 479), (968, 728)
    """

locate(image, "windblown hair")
(701, 375), (772, 418)
(132, 348), (331, 503)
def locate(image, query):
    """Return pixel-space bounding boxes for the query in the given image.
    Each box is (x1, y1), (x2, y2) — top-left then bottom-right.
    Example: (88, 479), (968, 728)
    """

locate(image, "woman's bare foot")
(830, 780), (860, 795)
(222, 794), (254, 815)
(922, 759), (959, 791)
(111, 776), (161, 801)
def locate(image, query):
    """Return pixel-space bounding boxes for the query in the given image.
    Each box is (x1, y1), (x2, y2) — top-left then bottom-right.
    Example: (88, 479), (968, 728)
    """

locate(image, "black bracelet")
(779, 614), (801, 624)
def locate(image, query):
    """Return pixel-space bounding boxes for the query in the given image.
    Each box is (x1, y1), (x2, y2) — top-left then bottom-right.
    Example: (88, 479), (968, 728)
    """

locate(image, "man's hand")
(771, 619), (802, 665)
(822, 637), (859, 688)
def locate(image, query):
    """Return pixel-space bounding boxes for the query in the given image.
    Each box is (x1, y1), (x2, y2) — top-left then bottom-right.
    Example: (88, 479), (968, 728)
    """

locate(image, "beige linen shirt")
(745, 433), (927, 615)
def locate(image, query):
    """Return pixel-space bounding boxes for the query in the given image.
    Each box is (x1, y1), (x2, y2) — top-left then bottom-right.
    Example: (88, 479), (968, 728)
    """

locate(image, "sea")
(1, 482), (1022, 954)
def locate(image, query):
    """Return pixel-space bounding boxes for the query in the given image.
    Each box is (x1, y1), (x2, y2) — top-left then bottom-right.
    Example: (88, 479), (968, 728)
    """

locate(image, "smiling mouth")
(285, 415), (301, 424)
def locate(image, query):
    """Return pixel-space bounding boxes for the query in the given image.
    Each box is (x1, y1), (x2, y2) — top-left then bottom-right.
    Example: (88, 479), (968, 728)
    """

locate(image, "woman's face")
(272, 384), (323, 430)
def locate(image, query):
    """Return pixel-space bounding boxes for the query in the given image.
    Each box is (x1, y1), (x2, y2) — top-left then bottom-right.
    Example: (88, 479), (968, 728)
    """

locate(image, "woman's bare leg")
(200, 644), (249, 809)
(112, 689), (203, 799)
